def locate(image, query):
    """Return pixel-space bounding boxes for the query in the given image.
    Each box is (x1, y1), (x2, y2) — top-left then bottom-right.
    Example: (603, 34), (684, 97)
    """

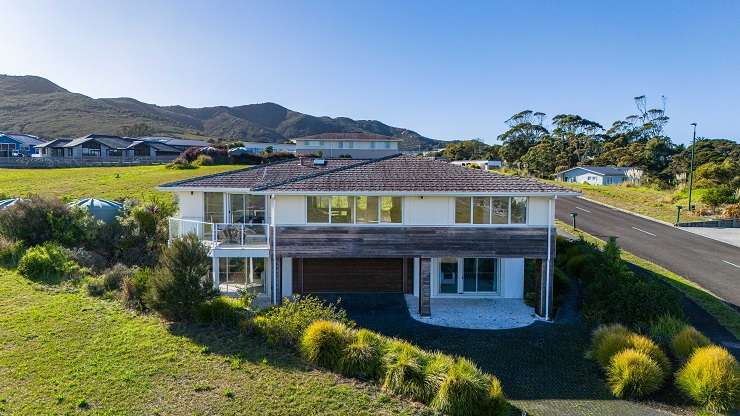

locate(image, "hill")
(0, 74), (442, 150)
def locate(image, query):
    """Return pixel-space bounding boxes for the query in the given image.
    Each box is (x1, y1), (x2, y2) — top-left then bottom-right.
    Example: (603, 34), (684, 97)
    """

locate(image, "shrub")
(382, 340), (431, 402)
(193, 154), (214, 166)
(722, 203), (740, 219)
(0, 196), (96, 247)
(431, 358), (495, 415)
(166, 159), (197, 170)
(340, 329), (387, 380)
(648, 315), (688, 349)
(121, 267), (153, 310)
(676, 345), (739, 413)
(17, 243), (77, 283)
(85, 277), (106, 297)
(115, 199), (173, 267)
(607, 349), (664, 398)
(591, 324), (632, 368)
(101, 263), (135, 292)
(300, 320), (355, 371)
(424, 352), (455, 398)
(195, 297), (245, 326)
(250, 295), (354, 348)
(64, 247), (107, 273)
(0, 236), (24, 267)
(626, 333), (671, 375)
(145, 234), (213, 320)
(485, 376), (508, 416)
(672, 326), (711, 363)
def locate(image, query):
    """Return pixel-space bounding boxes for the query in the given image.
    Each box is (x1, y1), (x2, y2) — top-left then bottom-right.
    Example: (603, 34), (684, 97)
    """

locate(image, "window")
(455, 197), (527, 225)
(306, 195), (402, 224)
(134, 144), (149, 157)
(230, 194), (265, 223)
(204, 192), (224, 223)
(384, 141), (391, 149)
(82, 144), (101, 157)
(0, 143), (14, 158)
(439, 257), (458, 294)
(108, 149), (122, 157)
(218, 257), (266, 295)
(307, 196), (331, 223)
(463, 258), (497, 292)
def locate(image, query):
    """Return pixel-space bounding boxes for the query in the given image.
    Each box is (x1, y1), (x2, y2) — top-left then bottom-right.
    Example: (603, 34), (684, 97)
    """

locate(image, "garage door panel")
(296, 258), (404, 293)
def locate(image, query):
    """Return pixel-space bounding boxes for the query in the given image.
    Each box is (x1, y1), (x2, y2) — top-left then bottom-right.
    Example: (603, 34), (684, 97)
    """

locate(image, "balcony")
(168, 218), (270, 250)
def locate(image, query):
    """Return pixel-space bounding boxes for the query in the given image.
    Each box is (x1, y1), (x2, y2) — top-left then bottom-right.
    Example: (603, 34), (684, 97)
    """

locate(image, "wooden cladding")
(292, 258), (404, 294)
(275, 226), (551, 259)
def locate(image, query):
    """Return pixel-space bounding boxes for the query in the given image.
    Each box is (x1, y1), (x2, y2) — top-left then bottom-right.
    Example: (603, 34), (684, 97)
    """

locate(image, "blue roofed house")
(0, 133), (46, 157)
(555, 166), (641, 186)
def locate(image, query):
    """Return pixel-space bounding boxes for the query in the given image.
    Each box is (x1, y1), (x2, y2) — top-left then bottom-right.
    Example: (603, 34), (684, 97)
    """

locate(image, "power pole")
(688, 123), (697, 211)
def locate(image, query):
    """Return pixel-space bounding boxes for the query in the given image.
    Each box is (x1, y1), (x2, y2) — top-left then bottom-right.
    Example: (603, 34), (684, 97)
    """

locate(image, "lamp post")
(687, 123), (697, 211)
(675, 205), (684, 226)
(570, 212), (578, 230)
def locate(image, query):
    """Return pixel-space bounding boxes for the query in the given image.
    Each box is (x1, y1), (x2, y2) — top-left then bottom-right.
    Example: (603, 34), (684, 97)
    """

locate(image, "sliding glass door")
(438, 257), (498, 295)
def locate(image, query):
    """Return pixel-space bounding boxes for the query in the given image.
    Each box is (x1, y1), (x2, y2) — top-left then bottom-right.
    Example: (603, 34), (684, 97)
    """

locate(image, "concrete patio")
(404, 295), (537, 329)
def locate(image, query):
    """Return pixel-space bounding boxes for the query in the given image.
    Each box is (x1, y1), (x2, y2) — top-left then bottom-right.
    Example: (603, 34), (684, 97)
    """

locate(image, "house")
(449, 160), (503, 170)
(241, 141), (297, 155)
(292, 132), (401, 158)
(159, 154), (578, 320)
(0, 133), (46, 157)
(35, 138), (72, 158)
(36, 134), (184, 160)
(139, 137), (210, 151)
(555, 166), (640, 185)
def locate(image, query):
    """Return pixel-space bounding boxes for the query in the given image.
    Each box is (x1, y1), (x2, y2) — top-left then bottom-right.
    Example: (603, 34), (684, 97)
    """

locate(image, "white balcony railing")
(168, 218), (269, 248)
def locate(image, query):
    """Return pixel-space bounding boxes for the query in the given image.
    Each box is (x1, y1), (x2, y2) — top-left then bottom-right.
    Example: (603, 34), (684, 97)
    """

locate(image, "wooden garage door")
(293, 258), (405, 294)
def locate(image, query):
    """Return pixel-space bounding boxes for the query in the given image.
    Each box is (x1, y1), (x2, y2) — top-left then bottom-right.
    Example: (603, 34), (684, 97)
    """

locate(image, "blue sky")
(1, 0), (738, 145)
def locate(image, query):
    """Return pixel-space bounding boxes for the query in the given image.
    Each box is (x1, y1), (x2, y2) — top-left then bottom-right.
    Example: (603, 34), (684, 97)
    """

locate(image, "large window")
(438, 257), (498, 294)
(82, 142), (101, 157)
(204, 192), (224, 223)
(0, 143), (15, 157)
(230, 194), (265, 224)
(306, 195), (402, 224)
(455, 197), (527, 225)
(217, 257), (266, 295)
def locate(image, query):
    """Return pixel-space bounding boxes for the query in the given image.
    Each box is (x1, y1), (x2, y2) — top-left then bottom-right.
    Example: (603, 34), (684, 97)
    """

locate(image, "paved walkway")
(404, 295), (537, 329)
(679, 226), (740, 248)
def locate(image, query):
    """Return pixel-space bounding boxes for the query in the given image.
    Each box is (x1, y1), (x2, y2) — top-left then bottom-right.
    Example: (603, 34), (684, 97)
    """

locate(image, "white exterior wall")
(403, 196), (452, 225)
(176, 191), (204, 220)
(429, 256), (524, 298)
(274, 195), (306, 224)
(527, 197), (550, 226)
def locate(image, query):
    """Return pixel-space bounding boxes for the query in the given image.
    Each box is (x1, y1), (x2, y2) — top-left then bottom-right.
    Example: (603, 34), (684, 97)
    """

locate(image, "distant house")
(241, 141), (296, 154)
(293, 133), (401, 158)
(0, 133), (46, 157)
(555, 166), (640, 185)
(449, 160), (502, 171)
(139, 137), (210, 152)
(35, 134), (187, 160)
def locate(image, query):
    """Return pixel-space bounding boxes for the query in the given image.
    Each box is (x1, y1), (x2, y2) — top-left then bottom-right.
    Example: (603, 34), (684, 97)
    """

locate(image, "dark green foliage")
(0, 236), (24, 267)
(648, 315), (688, 349)
(438, 140), (500, 161)
(195, 297), (246, 327)
(701, 185), (737, 210)
(300, 320), (355, 371)
(114, 199), (174, 267)
(145, 234), (214, 320)
(249, 295), (354, 348)
(85, 277), (106, 297)
(17, 243), (77, 283)
(671, 326), (711, 363)
(0, 196), (97, 247)
(121, 267), (153, 310)
(101, 263), (135, 292)
(340, 329), (387, 380)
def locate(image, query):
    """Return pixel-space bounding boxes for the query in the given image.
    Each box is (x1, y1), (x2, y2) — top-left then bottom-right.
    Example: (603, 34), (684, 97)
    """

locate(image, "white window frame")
(305, 195), (403, 225)
(454, 196), (528, 225)
(433, 257), (501, 297)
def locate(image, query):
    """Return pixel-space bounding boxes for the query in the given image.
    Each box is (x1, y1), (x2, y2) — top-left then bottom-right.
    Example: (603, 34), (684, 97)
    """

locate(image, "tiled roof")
(293, 132), (402, 142)
(35, 138), (71, 148)
(161, 154), (576, 194)
(3, 133), (46, 146)
(63, 134), (132, 149)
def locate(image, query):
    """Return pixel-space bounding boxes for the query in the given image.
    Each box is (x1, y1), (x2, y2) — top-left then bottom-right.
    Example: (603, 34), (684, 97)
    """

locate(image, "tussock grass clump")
(625, 333), (671, 376)
(648, 314), (688, 348)
(424, 352), (455, 398)
(340, 329), (386, 380)
(676, 345), (739, 413)
(671, 326), (711, 363)
(607, 349), (664, 398)
(300, 320), (355, 371)
(382, 340), (430, 402)
(591, 324), (632, 368)
(431, 358), (507, 416)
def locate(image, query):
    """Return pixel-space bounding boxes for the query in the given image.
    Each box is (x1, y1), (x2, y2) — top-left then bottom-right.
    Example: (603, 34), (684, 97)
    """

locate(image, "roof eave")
(157, 186), (580, 197)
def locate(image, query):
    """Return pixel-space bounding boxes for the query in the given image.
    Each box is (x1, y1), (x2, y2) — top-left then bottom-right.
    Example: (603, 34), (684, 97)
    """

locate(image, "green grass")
(0, 269), (425, 415)
(557, 220), (740, 340)
(549, 181), (712, 224)
(0, 165), (243, 203)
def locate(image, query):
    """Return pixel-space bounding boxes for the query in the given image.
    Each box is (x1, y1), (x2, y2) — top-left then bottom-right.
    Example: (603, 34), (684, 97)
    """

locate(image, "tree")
(439, 140), (499, 161)
(520, 139), (558, 178)
(498, 110), (549, 167)
(701, 186), (737, 212)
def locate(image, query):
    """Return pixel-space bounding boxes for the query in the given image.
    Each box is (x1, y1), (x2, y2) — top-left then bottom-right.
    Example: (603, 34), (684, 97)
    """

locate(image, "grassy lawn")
(0, 270), (426, 415)
(548, 180), (712, 224)
(557, 220), (740, 340)
(0, 165), (243, 203)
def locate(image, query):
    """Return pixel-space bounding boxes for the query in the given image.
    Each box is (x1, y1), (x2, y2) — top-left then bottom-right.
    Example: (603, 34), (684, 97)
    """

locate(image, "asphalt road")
(556, 197), (740, 308)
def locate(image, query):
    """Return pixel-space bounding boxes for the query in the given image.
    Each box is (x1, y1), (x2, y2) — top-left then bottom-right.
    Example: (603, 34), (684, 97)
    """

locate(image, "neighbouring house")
(138, 137), (210, 152)
(35, 134), (185, 160)
(159, 154), (578, 320)
(555, 166), (641, 185)
(0, 133), (46, 157)
(292, 132), (401, 158)
(450, 160), (503, 170)
(241, 141), (296, 154)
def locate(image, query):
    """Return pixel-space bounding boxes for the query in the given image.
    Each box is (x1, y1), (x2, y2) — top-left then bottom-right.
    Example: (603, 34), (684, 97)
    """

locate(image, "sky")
(1, 0), (739, 145)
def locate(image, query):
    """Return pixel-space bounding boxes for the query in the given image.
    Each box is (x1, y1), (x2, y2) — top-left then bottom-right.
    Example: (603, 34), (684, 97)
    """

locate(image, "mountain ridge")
(0, 74), (442, 150)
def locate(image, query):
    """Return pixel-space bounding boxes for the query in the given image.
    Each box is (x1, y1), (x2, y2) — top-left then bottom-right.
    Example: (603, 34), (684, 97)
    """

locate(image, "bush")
(0, 236), (24, 267)
(101, 263), (135, 292)
(166, 159), (197, 170)
(672, 326), (711, 363)
(145, 234), (213, 320)
(591, 324), (632, 368)
(676, 345), (739, 413)
(607, 349), (664, 398)
(114, 199), (173, 267)
(300, 320), (355, 371)
(431, 358), (499, 416)
(424, 352), (455, 398)
(193, 154), (214, 167)
(121, 267), (153, 310)
(17, 243), (77, 283)
(626, 334), (671, 375)
(382, 340), (431, 402)
(195, 296), (245, 326)
(85, 277), (106, 297)
(64, 247), (107, 273)
(722, 203), (740, 219)
(0, 196), (96, 247)
(648, 314), (688, 349)
(250, 295), (353, 348)
(340, 329), (387, 380)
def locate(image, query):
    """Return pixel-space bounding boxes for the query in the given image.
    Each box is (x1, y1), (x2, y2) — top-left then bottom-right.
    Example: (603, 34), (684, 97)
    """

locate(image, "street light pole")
(688, 123), (697, 211)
